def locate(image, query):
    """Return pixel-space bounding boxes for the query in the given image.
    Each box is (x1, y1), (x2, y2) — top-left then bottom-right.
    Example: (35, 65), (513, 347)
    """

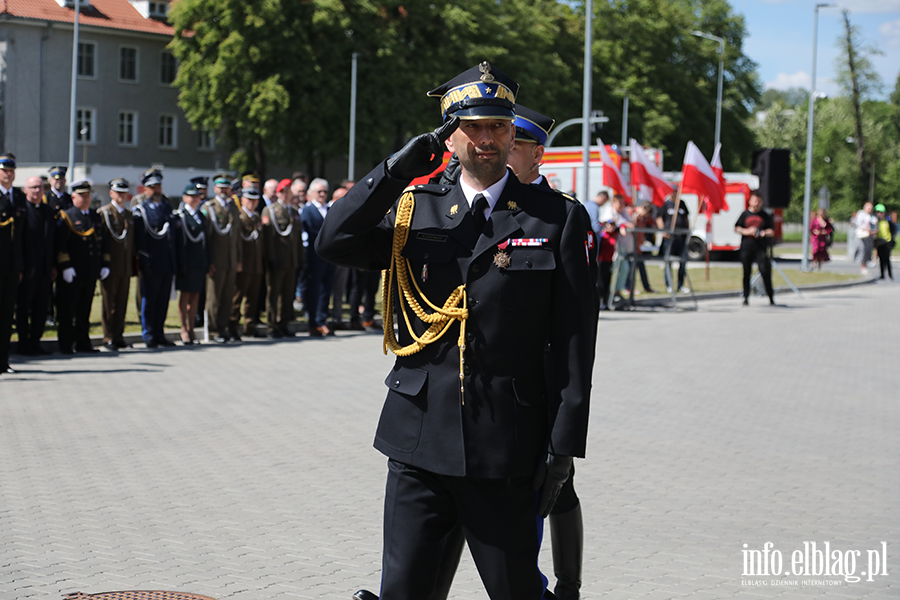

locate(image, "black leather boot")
(549, 503), (583, 600)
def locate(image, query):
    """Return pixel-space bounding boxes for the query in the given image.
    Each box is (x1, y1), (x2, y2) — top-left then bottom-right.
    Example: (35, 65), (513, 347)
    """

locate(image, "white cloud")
(766, 71), (812, 90)
(838, 1), (900, 14)
(879, 18), (900, 45)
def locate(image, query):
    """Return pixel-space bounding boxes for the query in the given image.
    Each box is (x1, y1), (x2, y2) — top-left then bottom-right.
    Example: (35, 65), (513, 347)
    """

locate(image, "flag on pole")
(598, 138), (631, 199)
(707, 143), (729, 215)
(629, 139), (674, 207)
(681, 141), (725, 215)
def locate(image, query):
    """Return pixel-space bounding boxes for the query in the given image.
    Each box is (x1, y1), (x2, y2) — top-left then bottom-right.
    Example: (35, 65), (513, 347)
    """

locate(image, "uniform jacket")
(173, 206), (209, 277)
(0, 187), (29, 278)
(316, 163), (597, 479)
(23, 200), (56, 278)
(262, 201), (303, 270)
(98, 202), (135, 278)
(56, 206), (108, 280)
(238, 208), (264, 275)
(43, 189), (72, 218)
(203, 197), (242, 269)
(133, 198), (176, 274)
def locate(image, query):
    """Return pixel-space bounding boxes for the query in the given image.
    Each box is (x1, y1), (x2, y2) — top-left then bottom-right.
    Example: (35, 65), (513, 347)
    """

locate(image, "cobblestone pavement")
(2, 282), (897, 600)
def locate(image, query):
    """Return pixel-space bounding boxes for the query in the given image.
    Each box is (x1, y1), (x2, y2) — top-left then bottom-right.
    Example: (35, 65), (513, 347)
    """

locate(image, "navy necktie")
(471, 194), (488, 235)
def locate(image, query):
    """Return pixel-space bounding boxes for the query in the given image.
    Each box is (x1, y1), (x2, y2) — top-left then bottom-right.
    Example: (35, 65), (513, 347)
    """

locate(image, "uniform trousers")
(16, 272), (51, 351)
(349, 269), (380, 324)
(101, 275), (130, 343)
(58, 276), (97, 351)
(207, 268), (236, 334)
(662, 237), (687, 290)
(231, 271), (262, 335)
(330, 265), (350, 324)
(140, 270), (173, 344)
(381, 459), (547, 600)
(740, 246), (774, 301)
(0, 273), (19, 368)
(301, 255), (335, 329)
(267, 266), (295, 334)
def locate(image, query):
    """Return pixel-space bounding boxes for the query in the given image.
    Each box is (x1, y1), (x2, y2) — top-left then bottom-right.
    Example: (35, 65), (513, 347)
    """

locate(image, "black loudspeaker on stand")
(751, 148), (791, 208)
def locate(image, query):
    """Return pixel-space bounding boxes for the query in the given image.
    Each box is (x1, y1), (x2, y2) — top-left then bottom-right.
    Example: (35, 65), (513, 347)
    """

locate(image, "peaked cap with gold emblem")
(427, 62), (518, 122)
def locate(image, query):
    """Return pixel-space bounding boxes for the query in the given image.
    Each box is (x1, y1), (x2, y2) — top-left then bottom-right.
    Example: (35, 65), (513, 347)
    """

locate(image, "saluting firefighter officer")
(133, 169), (177, 348)
(262, 178), (304, 338)
(230, 186), (264, 339)
(203, 172), (243, 342)
(316, 63), (597, 600)
(415, 104), (592, 600)
(98, 178), (135, 351)
(55, 180), (110, 354)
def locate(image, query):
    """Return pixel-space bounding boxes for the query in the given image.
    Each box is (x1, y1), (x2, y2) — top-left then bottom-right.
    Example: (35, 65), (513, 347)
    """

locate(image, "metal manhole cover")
(64, 593), (217, 600)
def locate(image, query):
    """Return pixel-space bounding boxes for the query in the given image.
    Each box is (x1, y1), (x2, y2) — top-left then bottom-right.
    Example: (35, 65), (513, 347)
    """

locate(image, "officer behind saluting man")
(16, 176), (56, 357)
(0, 152), (29, 374)
(230, 187), (264, 339)
(316, 62), (597, 600)
(43, 166), (72, 218)
(98, 178), (135, 351)
(133, 169), (177, 348)
(55, 179), (110, 354)
(203, 172), (242, 342)
(263, 179), (303, 338)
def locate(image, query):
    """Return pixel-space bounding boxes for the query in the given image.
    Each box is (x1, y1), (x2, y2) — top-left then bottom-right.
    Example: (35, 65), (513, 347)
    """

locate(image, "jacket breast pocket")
(499, 248), (556, 311)
(377, 366), (429, 453)
(401, 235), (456, 264)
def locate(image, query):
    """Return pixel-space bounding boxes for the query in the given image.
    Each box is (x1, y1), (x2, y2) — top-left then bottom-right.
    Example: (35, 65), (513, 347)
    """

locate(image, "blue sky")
(731, 0), (899, 98)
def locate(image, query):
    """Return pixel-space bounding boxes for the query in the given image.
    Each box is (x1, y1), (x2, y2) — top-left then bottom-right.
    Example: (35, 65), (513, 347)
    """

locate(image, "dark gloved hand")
(532, 453), (573, 518)
(387, 116), (460, 181)
(439, 153), (462, 186)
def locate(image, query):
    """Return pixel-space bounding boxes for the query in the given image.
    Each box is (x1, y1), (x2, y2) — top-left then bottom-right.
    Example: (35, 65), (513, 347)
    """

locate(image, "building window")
(160, 51), (177, 85)
(76, 108), (96, 144)
(197, 129), (215, 151)
(149, 2), (169, 18)
(118, 111), (138, 146)
(120, 47), (138, 82)
(77, 42), (96, 78)
(159, 114), (177, 149)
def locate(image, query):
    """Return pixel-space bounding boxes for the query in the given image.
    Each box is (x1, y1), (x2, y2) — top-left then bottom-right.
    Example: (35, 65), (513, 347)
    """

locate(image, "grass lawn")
(616, 261), (860, 297)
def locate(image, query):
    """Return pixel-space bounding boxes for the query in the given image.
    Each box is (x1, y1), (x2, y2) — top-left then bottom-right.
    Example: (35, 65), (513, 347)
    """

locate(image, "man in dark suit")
(300, 177), (336, 337)
(16, 176), (55, 356)
(133, 170), (177, 348)
(0, 153), (29, 373)
(56, 180), (110, 354)
(316, 63), (597, 600)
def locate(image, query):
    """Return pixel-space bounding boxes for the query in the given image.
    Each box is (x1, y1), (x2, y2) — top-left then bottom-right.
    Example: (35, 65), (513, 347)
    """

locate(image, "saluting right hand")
(386, 116), (460, 181)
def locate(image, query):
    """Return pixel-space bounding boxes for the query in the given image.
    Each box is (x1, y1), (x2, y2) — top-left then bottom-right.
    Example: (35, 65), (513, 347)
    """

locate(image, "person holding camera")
(735, 190), (775, 306)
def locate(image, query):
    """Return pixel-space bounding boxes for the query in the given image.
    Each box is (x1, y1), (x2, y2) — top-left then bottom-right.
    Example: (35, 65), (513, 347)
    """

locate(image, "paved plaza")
(1, 282), (897, 600)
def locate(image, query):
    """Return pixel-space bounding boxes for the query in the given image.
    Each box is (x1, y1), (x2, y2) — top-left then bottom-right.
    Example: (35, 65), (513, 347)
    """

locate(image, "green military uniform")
(98, 178), (135, 349)
(231, 201), (264, 337)
(202, 194), (242, 340)
(262, 199), (304, 336)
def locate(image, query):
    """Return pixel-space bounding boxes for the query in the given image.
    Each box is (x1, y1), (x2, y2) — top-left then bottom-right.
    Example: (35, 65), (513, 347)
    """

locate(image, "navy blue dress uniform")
(133, 170), (177, 347)
(316, 64), (597, 600)
(16, 181), (56, 356)
(55, 180), (110, 354)
(174, 187), (210, 295)
(0, 153), (30, 373)
(43, 166), (73, 218)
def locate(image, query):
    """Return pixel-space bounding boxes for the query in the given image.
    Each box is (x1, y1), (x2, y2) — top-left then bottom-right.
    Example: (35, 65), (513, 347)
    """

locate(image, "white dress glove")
(100, 267), (110, 280)
(62, 268), (76, 283)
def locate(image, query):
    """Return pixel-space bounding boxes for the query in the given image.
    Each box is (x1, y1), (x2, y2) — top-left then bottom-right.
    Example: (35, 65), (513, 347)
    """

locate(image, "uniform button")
(465, 332), (474, 342)
(463, 366), (471, 376)
(472, 265), (481, 273)
(470, 298), (479, 306)
(424, 253), (430, 260)
(526, 258), (533, 268)
(393, 380), (401, 388)
(367, 178), (375, 188)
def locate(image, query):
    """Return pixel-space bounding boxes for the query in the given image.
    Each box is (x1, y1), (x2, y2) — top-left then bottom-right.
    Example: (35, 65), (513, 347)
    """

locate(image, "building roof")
(1, 0), (175, 36)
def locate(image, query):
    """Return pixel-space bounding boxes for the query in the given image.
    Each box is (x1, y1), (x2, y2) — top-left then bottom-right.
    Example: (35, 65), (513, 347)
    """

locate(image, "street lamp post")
(67, 0), (81, 181)
(348, 52), (358, 182)
(801, 3), (836, 272)
(691, 31), (725, 151)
